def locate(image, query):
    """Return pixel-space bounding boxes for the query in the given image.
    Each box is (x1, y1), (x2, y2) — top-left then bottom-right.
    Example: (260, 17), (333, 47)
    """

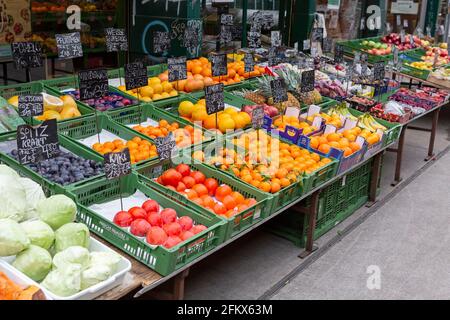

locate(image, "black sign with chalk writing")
(18, 94), (44, 117)
(17, 119), (59, 165)
(104, 148), (132, 180)
(155, 133), (176, 161)
(248, 31), (261, 48)
(323, 38), (333, 53)
(268, 46), (279, 67)
(373, 61), (385, 81)
(244, 53), (254, 73)
(205, 83), (225, 115)
(124, 62), (147, 91)
(252, 106), (265, 129)
(220, 25), (233, 45)
(183, 22), (201, 49)
(11, 42), (43, 69)
(301, 70), (315, 93)
(312, 28), (324, 43)
(153, 31), (171, 54)
(78, 69), (109, 101)
(271, 31), (281, 47)
(210, 53), (227, 77)
(55, 32), (83, 60)
(270, 79), (288, 103)
(334, 44), (344, 63)
(105, 28), (128, 52)
(168, 56), (187, 82)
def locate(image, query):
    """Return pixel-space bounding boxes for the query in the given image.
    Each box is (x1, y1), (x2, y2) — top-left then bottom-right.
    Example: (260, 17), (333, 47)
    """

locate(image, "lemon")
(117, 85), (126, 91)
(139, 86), (154, 98)
(7, 95), (19, 107)
(151, 83), (163, 94)
(218, 117), (235, 133)
(148, 77), (161, 85)
(42, 93), (64, 112)
(224, 107), (238, 116)
(192, 109), (208, 122)
(238, 111), (251, 125)
(178, 100), (195, 117)
(169, 90), (178, 97)
(232, 114), (247, 129)
(61, 95), (77, 109)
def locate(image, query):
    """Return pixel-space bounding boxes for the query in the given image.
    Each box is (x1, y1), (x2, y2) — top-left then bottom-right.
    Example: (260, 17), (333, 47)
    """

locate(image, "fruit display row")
(65, 90), (138, 112)
(388, 87), (448, 111)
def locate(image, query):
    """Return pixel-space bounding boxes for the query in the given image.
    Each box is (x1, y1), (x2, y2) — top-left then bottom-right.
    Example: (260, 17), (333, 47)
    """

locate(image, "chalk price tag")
(11, 42), (43, 69)
(205, 83), (225, 115)
(153, 31), (171, 54)
(248, 31), (261, 48)
(221, 14), (234, 26)
(210, 53), (227, 77)
(252, 106), (265, 129)
(220, 25), (233, 44)
(183, 22), (201, 49)
(55, 32), (83, 60)
(155, 133), (176, 161)
(373, 61), (385, 81)
(244, 53), (254, 73)
(270, 79), (288, 103)
(124, 62), (147, 91)
(323, 38), (333, 53)
(104, 148), (132, 180)
(268, 46), (279, 67)
(400, 29), (406, 43)
(78, 68), (109, 101)
(312, 28), (324, 43)
(17, 119), (59, 165)
(271, 31), (281, 48)
(168, 56), (187, 82)
(301, 70), (315, 93)
(18, 94), (44, 117)
(334, 43), (344, 63)
(105, 28), (128, 52)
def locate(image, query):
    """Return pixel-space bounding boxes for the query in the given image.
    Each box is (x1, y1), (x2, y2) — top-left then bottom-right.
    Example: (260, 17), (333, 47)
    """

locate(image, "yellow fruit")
(161, 92), (170, 98)
(238, 111), (251, 124)
(139, 86), (154, 98)
(7, 96), (19, 107)
(224, 107), (238, 116)
(117, 85), (126, 91)
(151, 83), (163, 94)
(41, 110), (62, 121)
(178, 100), (195, 117)
(192, 109), (208, 121)
(218, 117), (235, 133)
(42, 93), (64, 112)
(162, 81), (173, 93)
(218, 113), (231, 121)
(204, 114), (218, 129)
(60, 106), (79, 119)
(169, 90), (178, 97)
(141, 96), (152, 102)
(152, 93), (163, 100)
(232, 114), (247, 129)
(61, 95), (77, 109)
(148, 77), (161, 85)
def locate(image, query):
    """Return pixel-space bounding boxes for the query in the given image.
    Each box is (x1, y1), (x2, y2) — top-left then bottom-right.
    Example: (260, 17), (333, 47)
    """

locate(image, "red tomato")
(161, 169), (182, 187)
(164, 236), (182, 249)
(176, 164), (191, 177)
(190, 171), (206, 184)
(181, 176), (196, 189)
(128, 207), (147, 220)
(147, 213), (162, 227)
(163, 222), (182, 236)
(142, 199), (160, 213)
(130, 219), (151, 237)
(113, 211), (133, 227)
(180, 230), (195, 241)
(146, 226), (168, 245)
(160, 208), (178, 224)
(213, 203), (227, 215)
(178, 216), (193, 231)
(191, 224), (207, 234)
(204, 178), (219, 196)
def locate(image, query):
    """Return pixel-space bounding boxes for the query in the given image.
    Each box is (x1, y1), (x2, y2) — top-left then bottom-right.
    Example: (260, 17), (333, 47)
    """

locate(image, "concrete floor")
(185, 108), (450, 300)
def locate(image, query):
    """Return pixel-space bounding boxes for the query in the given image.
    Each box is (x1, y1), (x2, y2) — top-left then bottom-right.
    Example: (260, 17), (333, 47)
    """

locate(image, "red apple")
(147, 213), (162, 227)
(163, 222), (182, 236)
(113, 211), (133, 227)
(146, 226), (168, 245)
(178, 216), (194, 231)
(142, 199), (160, 213)
(128, 207), (147, 220)
(160, 208), (178, 224)
(130, 219), (151, 237)
(164, 236), (182, 249)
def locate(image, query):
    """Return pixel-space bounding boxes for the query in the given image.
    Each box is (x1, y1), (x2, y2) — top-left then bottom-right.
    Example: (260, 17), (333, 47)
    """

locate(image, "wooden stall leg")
(299, 190), (320, 259)
(366, 152), (383, 207)
(425, 108), (440, 161)
(172, 269), (190, 300)
(391, 125), (406, 186)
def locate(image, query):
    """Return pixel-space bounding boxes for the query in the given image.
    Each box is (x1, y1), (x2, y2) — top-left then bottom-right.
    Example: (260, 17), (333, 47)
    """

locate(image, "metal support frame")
(298, 190), (320, 259)
(366, 151), (383, 207)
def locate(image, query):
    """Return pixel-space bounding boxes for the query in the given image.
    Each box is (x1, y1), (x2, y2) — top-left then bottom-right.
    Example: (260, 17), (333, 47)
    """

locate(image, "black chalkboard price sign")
(252, 106), (265, 129)
(155, 133), (176, 161)
(301, 70), (315, 93)
(311, 28), (324, 43)
(55, 32), (83, 60)
(270, 79), (288, 103)
(104, 148), (132, 180)
(124, 62), (147, 91)
(105, 28), (128, 52)
(153, 31), (171, 54)
(373, 62), (385, 81)
(271, 31), (281, 47)
(168, 56), (187, 82)
(244, 53), (254, 73)
(78, 69), (109, 101)
(183, 22), (201, 49)
(323, 38), (333, 53)
(11, 42), (43, 69)
(334, 43), (344, 63)
(205, 83), (225, 115)
(18, 94), (44, 118)
(210, 53), (227, 77)
(17, 119), (59, 165)
(268, 46), (279, 67)
(248, 31), (261, 48)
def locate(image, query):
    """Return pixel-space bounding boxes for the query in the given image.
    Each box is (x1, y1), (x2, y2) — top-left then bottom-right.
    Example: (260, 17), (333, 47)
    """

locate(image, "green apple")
(368, 41), (375, 47)
(374, 43), (381, 49)
(362, 40), (369, 46)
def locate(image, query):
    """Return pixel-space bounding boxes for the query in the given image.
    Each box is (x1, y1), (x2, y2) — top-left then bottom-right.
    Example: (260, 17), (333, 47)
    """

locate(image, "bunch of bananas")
(327, 104), (358, 121)
(358, 114), (387, 132)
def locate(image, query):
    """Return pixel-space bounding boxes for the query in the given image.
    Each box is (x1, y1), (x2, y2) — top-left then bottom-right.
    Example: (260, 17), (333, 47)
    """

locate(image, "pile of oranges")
(131, 119), (207, 148)
(272, 116), (319, 135)
(92, 136), (157, 164)
(178, 99), (251, 133)
(117, 76), (178, 102)
(309, 127), (378, 157)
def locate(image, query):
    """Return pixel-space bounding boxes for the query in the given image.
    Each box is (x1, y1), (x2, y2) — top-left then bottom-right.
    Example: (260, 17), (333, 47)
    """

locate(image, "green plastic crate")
(0, 132), (104, 194)
(58, 113), (159, 168)
(66, 173), (226, 276)
(0, 81), (94, 124)
(136, 160), (272, 240)
(107, 64), (167, 80)
(106, 103), (214, 150)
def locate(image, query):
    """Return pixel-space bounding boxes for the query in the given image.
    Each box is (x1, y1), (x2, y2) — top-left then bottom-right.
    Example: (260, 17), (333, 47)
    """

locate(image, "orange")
(310, 153), (320, 162)
(329, 141), (340, 149)
(222, 195), (237, 210)
(318, 144), (331, 154)
(201, 195), (216, 208)
(343, 147), (353, 157)
(213, 203), (227, 215)
(231, 191), (245, 205)
(280, 178), (291, 188)
(275, 168), (288, 179)
(215, 185), (232, 201)
(241, 174), (253, 184)
(349, 142), (361, 152)
(270, 182), (281, 193)
(367, 134), (380, 145)
(186, 189), (199, 200)
(318, 136), (328, 145)
(258, 181), (271, 193)
(327, 133), (341, 142)
(310, 136), (319, 149)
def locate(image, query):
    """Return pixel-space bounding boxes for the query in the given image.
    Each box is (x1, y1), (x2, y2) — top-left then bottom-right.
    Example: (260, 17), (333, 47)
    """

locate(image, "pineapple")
(244, 91), (267, 105)
(256, 75), (300, 112)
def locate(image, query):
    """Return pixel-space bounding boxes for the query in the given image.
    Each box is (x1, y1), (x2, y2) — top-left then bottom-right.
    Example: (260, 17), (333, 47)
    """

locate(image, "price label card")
(403, 20), (409, 28)
(220, 25), (233, 44)
(323, 38), (333, 53)
(396, 15), (401, 27)
(105, 28), (128, 52)
(153, 31), (171, 54)
(155, 133), (176, 161)
(312, 28), (324, 43)
(252, 106), (265, 129)
(104, 148), (132, 180)
(271, 31), (281, 47)
(301, 70), (315, 93)
(55, 32), (83, 60)
(221, 14), (234, 25)
(268, 46), (279, 67)
(18, 94), (44, 117)
(205, 83), (225, 115)
(17, 119), (59, 165)
(385, 22), (392, 34)
(11, 42), (43, 69)
(400, 29), (406, 43)
(183, 22), (201, 49)
(303, 39), (311, 51)
(248, 31), (261, 48)
(270, 79), (288, 103)
(244, 53), (254, 73)
(78, 68), (109, 101)
(426, 26), (431, 37)
(168, 56), (187, 82)
(373, 61), (385, 81)
(334, 43), (344, 63)
(354, 51), (361, 64)
(410, 33), (415, 46)
(210, 53), (227, 77)
(124, 62), (147, 91)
